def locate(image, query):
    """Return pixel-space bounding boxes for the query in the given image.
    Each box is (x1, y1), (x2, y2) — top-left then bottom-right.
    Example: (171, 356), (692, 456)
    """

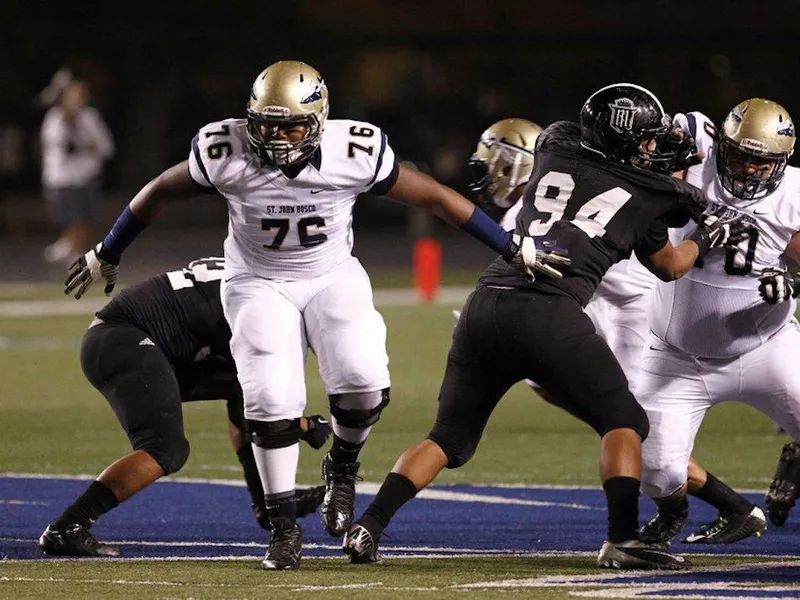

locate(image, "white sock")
(252, 442), (299, 496)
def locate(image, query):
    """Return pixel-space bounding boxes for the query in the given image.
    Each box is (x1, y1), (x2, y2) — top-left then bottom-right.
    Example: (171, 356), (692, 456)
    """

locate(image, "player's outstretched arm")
(385, 164), (570, 278)
(65, 161), (201, 299)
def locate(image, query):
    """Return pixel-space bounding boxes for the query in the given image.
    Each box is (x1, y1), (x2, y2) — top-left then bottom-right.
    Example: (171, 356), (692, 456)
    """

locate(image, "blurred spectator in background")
(39, 68), (115, 265)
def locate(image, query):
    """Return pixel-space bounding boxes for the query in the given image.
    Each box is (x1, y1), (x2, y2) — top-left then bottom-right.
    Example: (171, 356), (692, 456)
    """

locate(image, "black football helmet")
(580, 83), (676, 173)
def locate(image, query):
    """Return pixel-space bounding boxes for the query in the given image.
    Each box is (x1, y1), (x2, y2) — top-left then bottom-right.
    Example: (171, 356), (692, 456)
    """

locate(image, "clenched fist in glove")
(64, 242), (120, 299)
(503, 233), (571, 280)
(689, 207), (751, 259)
(758, 267), (800, 304)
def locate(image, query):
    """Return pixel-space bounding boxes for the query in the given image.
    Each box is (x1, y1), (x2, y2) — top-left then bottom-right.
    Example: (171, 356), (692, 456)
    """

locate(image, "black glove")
(301, 415), (332, 450)
(64, 242), (120, 299)
(503, 233), (571, 280)
(663, 127), (703, 172)
(689, 207), (750, 259)
(759, 268), (800, 304)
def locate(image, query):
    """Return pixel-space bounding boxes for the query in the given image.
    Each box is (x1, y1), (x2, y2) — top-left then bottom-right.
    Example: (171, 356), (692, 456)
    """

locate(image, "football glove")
(663, 127), (703, 172)
(690, 207), (750, 259)
(759, 268), (800, 305)
(64, 242), (120, 299)
(301, 415), (332, 450)
(503, 233), (571, 280)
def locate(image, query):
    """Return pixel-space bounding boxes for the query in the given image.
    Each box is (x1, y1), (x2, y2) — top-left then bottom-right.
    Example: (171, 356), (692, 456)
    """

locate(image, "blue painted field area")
(1, 476), (799, 561)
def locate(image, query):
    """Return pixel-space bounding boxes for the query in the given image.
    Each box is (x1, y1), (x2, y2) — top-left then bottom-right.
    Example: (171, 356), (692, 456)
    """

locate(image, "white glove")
(506, 233), (571, 280)
(759, 268), (798, 305)
(64, 242), (120, 299)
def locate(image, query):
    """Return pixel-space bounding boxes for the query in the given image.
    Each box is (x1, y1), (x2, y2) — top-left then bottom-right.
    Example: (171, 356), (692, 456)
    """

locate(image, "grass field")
(1, 287), (797, 599)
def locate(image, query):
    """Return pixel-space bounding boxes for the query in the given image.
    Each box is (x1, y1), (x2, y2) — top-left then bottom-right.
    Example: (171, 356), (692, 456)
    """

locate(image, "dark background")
(1, 0), (799, 275)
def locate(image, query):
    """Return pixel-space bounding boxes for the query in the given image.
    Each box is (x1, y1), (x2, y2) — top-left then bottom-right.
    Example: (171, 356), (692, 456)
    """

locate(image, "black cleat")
(638, 498), (689, 547)
(765, 441), (800, 526)
(38, 523), (120, 557)
(260, 524), (302, 571)
(342, 522), (384, 565)
(296, 485), (326, 518)
(597, 539), (692, 570)
(320, 453), (360, 537)
(683, 506), (767, 544)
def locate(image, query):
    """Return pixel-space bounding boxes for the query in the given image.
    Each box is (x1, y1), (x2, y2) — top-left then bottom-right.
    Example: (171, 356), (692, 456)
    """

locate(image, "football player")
(471, 118), (766, 546)
(343, 83), (748, 570)
(636, 99), (800, 545)
(39, 257), (332, 557)
(62, 60), (564, 569)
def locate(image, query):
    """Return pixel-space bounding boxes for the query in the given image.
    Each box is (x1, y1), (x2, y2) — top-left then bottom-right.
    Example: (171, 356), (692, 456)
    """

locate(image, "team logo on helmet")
(301, 78), (326, 105)
(608, 98), (637, 132)
(778, 122), (795, 137)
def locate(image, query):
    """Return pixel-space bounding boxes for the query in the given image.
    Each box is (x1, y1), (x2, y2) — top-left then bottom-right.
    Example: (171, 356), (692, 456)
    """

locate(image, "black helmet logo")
(609, 98), (636, 133)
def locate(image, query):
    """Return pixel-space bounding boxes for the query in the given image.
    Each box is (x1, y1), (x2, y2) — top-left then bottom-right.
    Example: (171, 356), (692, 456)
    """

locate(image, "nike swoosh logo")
(310, 189), (324, 195)
(648, 345), (668, 352)
(753, 211), (769, 216)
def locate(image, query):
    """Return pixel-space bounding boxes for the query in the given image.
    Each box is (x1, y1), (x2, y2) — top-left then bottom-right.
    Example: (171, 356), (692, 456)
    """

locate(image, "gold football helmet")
(469, 118), (543, 208)
(717, 98), (795, 201)
(246, 60), (330, 166)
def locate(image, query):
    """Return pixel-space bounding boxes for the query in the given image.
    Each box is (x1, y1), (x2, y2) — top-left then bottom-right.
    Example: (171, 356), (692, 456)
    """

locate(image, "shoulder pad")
(318, 120), (397, 192)
(188, 119), (249, 190)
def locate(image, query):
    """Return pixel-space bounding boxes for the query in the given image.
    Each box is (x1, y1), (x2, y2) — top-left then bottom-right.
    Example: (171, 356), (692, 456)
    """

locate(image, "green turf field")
(0, 296), (795, 599)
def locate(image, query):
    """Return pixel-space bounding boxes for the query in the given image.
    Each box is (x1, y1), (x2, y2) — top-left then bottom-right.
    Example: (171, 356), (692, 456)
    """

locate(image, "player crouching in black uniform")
(39, 257), (331, 557)
(343, 84), (750, 570)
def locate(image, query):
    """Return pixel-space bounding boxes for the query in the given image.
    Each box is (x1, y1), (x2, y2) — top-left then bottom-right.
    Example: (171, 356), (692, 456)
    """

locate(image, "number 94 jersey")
(650, 111), (800, 359)
(480, 121), (705, 306)
(188, 118), (398, 281)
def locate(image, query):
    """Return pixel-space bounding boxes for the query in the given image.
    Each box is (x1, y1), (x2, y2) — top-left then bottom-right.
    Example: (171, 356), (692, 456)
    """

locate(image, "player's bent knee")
(141, 437), (191, 476)
(427, 425), (479, 469)
(597, 400), (649, 442)
(640, 463), (686, 499)
(247, 418), (303, 449)
(329, 388), (390, 429)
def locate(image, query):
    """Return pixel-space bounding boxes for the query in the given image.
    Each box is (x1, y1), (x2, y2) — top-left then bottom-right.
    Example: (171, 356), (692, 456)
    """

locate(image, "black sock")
(265, 491), (296, 533)
(360, 472), (418, 539)
(54, 480), (119, 529)
(691, 472), (753, 515)
(236, 445), (265, 507)
(603, 476), (641, 543)
(329, 435), (364, 465)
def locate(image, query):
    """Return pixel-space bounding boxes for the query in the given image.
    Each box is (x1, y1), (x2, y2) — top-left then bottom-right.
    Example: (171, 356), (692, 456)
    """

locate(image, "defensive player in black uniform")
(39, 257), (332, 557)
(342, 84), (748, 570)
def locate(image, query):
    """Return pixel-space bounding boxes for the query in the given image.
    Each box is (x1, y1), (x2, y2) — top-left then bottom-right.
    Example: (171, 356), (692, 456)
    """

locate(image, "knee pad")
(329, 388), (390, 429)
(427, 422), (480, 469)
(247, 418), (303, 449)
(137, 433), (191, 476)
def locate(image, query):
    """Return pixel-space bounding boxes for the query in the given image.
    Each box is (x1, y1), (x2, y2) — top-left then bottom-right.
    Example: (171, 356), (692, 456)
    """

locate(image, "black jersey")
(96, 257), (231, 365)
(480, 121), (706, 306)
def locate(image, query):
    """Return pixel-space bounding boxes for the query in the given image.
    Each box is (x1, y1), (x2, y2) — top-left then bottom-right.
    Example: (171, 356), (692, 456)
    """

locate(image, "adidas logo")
(139, 337), (155, 346)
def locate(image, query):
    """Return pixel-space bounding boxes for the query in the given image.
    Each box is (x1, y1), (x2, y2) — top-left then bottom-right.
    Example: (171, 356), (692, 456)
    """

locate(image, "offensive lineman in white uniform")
(637, 99), (800, 545)
(472, 117), (766, 545)
(63, 61), (568, 570)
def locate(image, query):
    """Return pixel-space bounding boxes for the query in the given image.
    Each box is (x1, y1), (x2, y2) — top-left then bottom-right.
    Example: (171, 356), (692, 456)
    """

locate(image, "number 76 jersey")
(649, 111), (800, 359)
(188, 118), (398, 281)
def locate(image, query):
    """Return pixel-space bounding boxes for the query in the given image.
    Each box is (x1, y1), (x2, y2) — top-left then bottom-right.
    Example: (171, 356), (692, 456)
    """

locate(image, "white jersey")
(188, 118), (397, 280)
(502, 199), (656, 303)
(650, 111), (800, 358)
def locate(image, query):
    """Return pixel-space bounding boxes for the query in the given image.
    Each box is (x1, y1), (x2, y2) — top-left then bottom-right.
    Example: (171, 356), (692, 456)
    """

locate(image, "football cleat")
(38, 523), (120, 557)
(638, 498), (689, 547)
(765, 441), (800, 526)
(597, 539), (692, 570)
(260, 524), (302, 571)
(683, 506), (767, 544)
(296, 485), (326, 518)
(342, 522), (384, 565)
(320, 453), (360, 537)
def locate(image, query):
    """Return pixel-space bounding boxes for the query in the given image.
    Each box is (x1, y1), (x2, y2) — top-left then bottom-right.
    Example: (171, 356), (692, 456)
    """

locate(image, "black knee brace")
(247, 418), (304, 449)
(328, 388), (390, 429)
